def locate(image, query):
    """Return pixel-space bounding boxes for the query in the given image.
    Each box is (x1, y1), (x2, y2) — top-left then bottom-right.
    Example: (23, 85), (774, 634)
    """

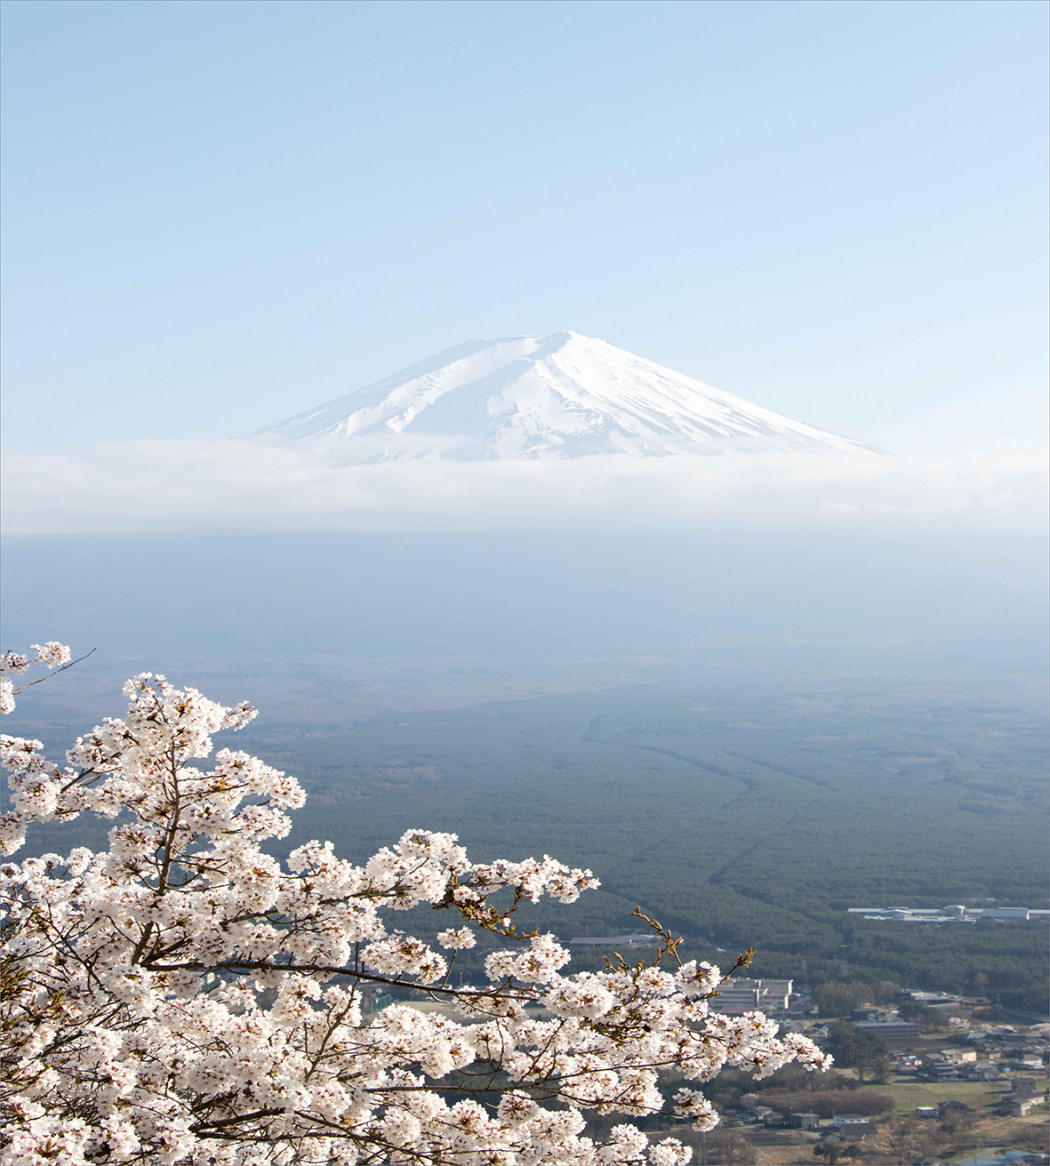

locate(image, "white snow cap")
(255, 331), (876, 462)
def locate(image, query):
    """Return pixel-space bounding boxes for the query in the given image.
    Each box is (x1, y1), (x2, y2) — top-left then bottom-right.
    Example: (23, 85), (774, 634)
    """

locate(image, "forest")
(11, 641), (1048, 1012)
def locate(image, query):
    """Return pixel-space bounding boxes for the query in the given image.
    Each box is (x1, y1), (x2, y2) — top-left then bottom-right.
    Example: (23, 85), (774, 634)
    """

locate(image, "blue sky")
(2, 0), (1047, 453)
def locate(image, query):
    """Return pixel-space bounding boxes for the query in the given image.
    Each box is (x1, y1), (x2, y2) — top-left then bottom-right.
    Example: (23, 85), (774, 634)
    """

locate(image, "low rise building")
(856, 1020), (921, 1043)
(835, 1118), (877, 1140)
(709, 978), (794, 1014)
(848, 905), (1042, 923)
(568, 933), (654, 947)
(937, 1100), (975, 1119)
(924, 1056), (962, 1081)
(996, 1096), (1045, 1117)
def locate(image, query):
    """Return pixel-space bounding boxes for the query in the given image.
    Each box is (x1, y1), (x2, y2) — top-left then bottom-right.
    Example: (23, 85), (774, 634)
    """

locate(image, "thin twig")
(10, 648), (97, 693)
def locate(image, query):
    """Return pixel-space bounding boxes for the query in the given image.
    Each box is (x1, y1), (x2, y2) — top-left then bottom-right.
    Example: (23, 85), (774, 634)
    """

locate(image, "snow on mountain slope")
(253, 332), (876, 462)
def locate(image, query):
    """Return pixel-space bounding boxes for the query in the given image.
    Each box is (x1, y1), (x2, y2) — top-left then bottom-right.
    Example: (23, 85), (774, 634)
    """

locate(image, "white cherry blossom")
(1, 643), (830, 1164)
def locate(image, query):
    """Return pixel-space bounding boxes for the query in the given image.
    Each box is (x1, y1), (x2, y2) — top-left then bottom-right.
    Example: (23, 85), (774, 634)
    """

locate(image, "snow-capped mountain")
(253, 332), (875, 462)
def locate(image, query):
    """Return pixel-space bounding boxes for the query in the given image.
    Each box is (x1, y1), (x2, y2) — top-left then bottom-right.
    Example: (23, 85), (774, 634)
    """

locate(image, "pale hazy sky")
(2, 0), (1047, 454)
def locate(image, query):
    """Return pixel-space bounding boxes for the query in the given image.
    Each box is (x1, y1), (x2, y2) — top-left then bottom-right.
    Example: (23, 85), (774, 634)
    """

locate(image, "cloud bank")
(2, 439), (1046, 536)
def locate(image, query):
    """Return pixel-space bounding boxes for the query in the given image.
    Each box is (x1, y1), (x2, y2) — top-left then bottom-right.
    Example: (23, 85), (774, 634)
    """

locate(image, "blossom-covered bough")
(1, 644), (830, 1165)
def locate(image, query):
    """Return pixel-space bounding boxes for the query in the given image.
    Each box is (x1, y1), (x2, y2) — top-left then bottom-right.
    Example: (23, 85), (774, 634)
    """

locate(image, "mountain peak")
(253, 333), (876, 463)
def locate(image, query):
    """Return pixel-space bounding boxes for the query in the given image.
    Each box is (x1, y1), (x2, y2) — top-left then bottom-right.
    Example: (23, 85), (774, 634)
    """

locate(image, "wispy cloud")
(2, 440), (1046, 536)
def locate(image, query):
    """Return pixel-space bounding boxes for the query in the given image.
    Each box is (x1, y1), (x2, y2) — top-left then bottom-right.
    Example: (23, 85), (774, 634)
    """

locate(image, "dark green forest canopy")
(15, 658), (1049, 1011)
(286, 668), (1043, 1012)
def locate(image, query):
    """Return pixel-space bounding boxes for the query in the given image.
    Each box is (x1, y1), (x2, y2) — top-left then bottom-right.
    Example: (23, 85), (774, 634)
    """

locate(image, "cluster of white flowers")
(0, 642), (72, 717)
(1, 644), (831, 1165)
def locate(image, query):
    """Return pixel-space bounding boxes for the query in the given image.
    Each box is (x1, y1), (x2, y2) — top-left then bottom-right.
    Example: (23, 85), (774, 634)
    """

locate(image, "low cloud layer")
(3, 439), (1047, 535)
